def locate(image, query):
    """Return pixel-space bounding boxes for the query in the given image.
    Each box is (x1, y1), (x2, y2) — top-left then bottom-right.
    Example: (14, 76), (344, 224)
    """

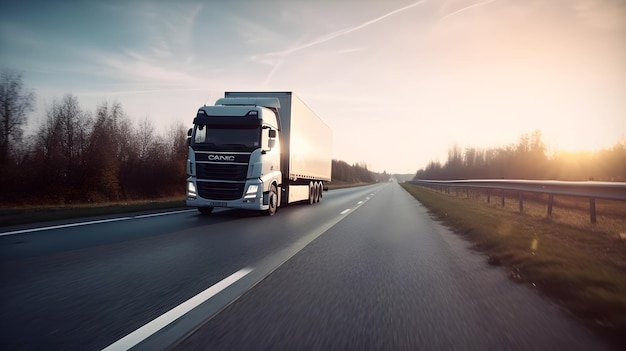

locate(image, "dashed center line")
(339, 192), (380, 216)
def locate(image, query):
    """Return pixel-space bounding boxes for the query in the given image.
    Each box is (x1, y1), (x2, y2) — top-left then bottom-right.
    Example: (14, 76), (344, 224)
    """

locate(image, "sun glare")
(544, 128), (623, 154)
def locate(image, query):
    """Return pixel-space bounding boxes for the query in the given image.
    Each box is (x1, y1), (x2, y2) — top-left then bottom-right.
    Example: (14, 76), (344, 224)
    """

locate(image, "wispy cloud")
(252, 0), (427, 84)
(335, 48), (364, 55)
(263, 58), (285, 86)
(130, 2), (204, 60)
(439, 0), (498, 21)
(92, 49), (208, 88)
(261, 1), (426, 58)
(2, 1), (209, 94)
(79, 87), (207, 97)
(572, 0), (626, 30)
(77, 3), (210, 95)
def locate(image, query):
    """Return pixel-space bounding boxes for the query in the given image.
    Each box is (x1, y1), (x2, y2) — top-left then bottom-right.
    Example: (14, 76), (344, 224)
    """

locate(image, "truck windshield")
(193, 125), (260, 151)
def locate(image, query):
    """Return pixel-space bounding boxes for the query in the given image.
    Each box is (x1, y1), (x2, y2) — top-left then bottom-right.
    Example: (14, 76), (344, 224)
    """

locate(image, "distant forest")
(1, 93), (189, 206)
(6, 70), (620, 207)
(414, 130), (626, 181)
(332, 160), (387, 184)
(0, 70), (382, 206)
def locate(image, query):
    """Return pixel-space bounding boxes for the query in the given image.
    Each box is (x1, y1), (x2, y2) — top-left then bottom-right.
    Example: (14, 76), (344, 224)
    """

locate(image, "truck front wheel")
(265, 185), (278, 216)
(198, 206), (214, 215)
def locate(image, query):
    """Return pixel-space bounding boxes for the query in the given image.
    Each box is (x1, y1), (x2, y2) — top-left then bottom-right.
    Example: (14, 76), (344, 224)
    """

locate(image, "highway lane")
(0, 185), (381, 350)
(176, 182), (612, 350)
(1, 182), (613, 350)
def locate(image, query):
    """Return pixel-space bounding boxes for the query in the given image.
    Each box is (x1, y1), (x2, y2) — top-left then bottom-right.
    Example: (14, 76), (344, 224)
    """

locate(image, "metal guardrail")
(408, 179), (626, 223)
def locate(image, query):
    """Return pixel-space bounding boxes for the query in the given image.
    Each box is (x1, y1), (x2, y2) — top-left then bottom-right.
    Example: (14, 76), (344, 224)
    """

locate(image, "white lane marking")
(101, 268), (252, 351)
(131, 210), (195, 220)
(0, 209), (196, 237)
(338, 191), (381, 216)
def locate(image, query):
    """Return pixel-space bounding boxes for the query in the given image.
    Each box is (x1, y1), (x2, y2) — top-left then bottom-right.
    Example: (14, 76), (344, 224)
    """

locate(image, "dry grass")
(326, 181), (376, 190)
(0, 197), (186, 227)
(401, 183), (626, 346)
(0, 182), (371, 227)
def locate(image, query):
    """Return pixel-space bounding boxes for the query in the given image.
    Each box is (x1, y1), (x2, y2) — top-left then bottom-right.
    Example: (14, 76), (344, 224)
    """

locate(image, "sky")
(1, 0), (625, 174)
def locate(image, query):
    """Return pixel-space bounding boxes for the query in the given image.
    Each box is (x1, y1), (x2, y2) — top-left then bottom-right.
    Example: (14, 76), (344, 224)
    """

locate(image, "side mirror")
(268, 139), (276, 149)
(187, 128), (193, 146)
(269, 129), (277, 138)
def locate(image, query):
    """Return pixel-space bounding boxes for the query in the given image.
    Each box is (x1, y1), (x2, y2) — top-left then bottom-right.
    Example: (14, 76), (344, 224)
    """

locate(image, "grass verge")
(400, 183), (626, 346)
(0, 182), (374, 228)
(0, 197), (186, 227)
(326, 181), (376, 190)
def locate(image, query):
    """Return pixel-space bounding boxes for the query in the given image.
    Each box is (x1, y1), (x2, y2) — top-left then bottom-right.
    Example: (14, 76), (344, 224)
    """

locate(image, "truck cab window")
(192, 124), (260, 151)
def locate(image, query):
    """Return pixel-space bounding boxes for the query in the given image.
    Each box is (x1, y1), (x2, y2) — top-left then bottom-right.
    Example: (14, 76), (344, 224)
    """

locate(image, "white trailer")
(186, 92), (331, 215)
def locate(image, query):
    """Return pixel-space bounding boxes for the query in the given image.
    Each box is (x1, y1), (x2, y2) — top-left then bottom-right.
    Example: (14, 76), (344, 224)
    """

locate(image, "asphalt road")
(0, 182), (613, 350)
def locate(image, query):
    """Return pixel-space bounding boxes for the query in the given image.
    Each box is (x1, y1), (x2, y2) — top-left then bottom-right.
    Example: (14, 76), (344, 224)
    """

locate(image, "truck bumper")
(186, 179), (269, 211)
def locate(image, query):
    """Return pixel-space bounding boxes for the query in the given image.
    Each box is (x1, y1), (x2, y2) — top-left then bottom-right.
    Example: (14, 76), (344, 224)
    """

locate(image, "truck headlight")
(188, 182), (197, 197)
(244, 184), (259, 199)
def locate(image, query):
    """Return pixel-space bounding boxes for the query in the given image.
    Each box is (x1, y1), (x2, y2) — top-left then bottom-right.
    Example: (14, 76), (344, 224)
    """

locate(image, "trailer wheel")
(198, 206), (214, 215)
(265, 184), (278, 216)
(317, 182), (323, 201)
(314, 182), (321, 203)
(309, 181), (315, 204)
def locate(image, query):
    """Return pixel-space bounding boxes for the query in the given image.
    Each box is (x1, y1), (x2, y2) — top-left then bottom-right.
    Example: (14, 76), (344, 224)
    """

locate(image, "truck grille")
(197, 181), (245, 200)
(196, 163), (247, 181)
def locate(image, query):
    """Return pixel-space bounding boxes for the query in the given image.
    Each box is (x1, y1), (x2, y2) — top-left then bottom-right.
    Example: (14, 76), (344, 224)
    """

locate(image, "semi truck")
(186, 92), (332, 215)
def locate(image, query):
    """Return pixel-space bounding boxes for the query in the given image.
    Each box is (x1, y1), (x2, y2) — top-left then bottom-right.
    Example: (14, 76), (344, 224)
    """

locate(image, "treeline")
(415, 130), (626, 181)
(332, 159), (389, 183)
(1, 69), (388, 207)
(1, 93), (188, 206)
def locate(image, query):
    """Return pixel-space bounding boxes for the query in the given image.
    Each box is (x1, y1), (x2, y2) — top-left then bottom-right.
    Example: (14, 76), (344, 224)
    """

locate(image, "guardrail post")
(501, 190), (505, 207)
(487, 190), (491, 204)
(466, 188), (470, 199)
(589, 198), (596, 223)
(547, 194), (554, 217)
(518, 192), (524, 213)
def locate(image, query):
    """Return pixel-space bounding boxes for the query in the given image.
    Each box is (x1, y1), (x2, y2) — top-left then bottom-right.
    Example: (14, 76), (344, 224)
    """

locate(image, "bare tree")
(165, 122), (189, 182)
(0, 69), (35, 165)
(165, 122), (188, 162)
(446, 144), (463, 179)
(36, 94), (91, 202)
(53, 95), (91, 176)
(83, 101), (128, 201)
(136, 116), (155, 161)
